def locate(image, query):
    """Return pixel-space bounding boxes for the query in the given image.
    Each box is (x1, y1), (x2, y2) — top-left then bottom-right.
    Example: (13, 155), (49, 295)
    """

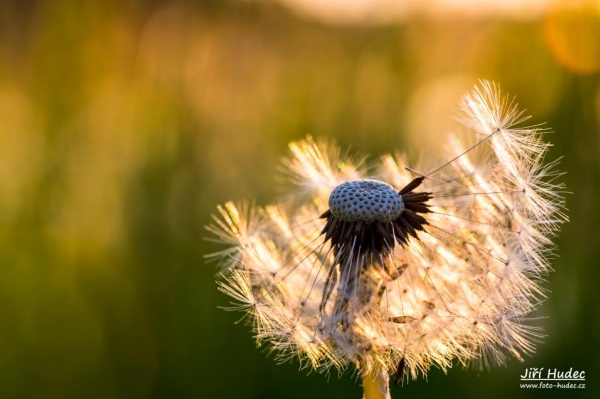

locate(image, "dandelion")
(206, 81), (567, 398)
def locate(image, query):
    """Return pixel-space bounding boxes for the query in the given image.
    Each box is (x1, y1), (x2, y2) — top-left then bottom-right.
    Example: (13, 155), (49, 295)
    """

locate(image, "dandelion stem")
(362, 369), (391, 399)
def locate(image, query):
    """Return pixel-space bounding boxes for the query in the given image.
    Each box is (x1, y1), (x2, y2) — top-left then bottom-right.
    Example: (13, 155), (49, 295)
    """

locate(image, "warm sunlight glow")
(275, 0), (554, 25)
(545, 0), (600, 74)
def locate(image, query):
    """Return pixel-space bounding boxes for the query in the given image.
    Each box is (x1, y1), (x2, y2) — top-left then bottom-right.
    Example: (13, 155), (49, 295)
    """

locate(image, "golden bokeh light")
(276, 0), (553, 25)
(545, 0), (600, 74)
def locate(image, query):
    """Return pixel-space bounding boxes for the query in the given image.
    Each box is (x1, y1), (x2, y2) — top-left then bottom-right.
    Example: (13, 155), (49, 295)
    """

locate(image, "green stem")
(362, 369), (391, 399)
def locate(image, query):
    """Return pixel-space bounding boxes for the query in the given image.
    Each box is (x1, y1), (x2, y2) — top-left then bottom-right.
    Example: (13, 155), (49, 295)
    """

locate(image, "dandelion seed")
(206, 81), (567, 397)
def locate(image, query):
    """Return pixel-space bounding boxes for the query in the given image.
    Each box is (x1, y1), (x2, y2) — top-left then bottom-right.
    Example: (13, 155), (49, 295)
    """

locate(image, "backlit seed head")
(207, 81), (568, 384)
(329, 180), (404, 223)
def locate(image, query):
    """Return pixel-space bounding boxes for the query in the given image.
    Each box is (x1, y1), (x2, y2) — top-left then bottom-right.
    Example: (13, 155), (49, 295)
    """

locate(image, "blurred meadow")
(0, 0), (599, 398)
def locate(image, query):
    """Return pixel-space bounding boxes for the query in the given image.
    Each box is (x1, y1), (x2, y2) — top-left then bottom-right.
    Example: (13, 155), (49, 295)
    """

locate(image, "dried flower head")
(206, 82), (567, 388)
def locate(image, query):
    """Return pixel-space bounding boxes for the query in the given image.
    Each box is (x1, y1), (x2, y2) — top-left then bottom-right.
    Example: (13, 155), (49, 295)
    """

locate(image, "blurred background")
(0, 0), (598, 398)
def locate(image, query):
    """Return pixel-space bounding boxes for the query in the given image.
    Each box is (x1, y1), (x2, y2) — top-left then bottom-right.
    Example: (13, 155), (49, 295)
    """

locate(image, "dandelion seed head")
(207, 81), (567, 383)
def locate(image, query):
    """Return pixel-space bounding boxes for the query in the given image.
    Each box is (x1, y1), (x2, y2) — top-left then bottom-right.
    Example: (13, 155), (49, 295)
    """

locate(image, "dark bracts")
(320, 176), (432, 256)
